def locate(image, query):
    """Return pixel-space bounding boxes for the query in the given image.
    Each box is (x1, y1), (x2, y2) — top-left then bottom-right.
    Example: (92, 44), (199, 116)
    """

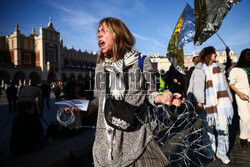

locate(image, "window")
(48, 48), (56, 64)
(24, 53), (31, 64)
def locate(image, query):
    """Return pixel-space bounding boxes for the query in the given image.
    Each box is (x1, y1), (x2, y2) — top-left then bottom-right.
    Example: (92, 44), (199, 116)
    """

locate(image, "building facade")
(0, 19), (97, 87)
(150, 50), (239, 73)
(149, 54), (171, 72)
(184, 50), (239, 70)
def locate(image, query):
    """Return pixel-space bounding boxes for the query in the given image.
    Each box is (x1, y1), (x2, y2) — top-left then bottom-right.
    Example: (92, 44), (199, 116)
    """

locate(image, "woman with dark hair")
(228, 48), (250, 147)
(187, 46), (233, 164)
(236, 48), (250, 68)
(87, 17), (184, 167)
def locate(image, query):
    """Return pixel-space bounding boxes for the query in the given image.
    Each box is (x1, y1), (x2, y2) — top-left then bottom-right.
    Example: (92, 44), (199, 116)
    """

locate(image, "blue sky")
(0, 0), (249, 55)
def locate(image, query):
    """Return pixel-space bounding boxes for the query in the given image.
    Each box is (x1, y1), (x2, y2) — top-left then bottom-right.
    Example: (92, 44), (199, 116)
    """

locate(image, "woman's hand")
(238, 92), (249, 101)
(229, 83), (248, 101)
(155, 92), (185, 107)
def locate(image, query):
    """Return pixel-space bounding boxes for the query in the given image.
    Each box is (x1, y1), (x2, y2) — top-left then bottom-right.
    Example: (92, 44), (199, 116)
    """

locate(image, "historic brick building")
(0, 19), (97, 87)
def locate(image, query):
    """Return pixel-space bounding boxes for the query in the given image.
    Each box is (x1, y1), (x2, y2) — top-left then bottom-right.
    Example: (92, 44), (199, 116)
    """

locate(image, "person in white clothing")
(229, 48), (250, 147)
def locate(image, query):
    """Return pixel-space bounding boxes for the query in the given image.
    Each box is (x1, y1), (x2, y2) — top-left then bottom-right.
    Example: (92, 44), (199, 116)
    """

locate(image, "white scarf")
(103, 49), (140, 99)
(203, 63), (233, 126)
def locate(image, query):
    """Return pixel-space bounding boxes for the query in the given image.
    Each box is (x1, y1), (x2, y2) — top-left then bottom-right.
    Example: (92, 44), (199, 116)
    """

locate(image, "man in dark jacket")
(6, 82), (18, 113)
(40, 81), (51, 109)
(165, 65), (185, 96)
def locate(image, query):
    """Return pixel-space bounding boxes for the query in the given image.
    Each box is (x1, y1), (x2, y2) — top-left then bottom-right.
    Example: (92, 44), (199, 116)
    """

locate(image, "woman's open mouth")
(99, 40), (105, 48)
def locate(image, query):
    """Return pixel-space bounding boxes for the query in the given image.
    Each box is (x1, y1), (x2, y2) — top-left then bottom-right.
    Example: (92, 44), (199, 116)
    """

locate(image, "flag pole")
(215, 32), (228, 47)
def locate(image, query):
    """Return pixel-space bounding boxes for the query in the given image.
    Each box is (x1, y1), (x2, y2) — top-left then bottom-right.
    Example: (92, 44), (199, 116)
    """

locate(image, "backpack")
(138, 54), (146, 72)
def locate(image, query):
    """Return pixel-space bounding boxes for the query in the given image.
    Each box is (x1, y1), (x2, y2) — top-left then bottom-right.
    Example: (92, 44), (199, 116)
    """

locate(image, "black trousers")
(8, 98), (16, 113)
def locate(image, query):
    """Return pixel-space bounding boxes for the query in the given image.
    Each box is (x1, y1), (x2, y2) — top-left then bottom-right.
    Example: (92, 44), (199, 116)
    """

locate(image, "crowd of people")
(4, 76), (95, 156)
(2, 17), (249, 167)
(154, 47), (249, 165)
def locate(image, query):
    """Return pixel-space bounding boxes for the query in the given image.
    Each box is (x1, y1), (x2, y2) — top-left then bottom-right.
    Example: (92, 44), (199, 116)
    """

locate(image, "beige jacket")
(228, 67), (250, 94)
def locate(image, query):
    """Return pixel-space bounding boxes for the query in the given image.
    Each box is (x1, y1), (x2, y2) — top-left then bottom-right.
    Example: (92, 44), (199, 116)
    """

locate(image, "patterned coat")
(89, 56), (160, 167)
